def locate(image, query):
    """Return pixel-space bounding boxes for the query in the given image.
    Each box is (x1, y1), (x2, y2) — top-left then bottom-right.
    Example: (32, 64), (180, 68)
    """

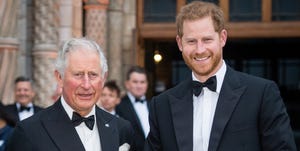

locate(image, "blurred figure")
(4, 76), (43, 122)
(97, 80), (121, 116)
(6, 38), (134, 151)
(116, 66), (149, 151)
(0, 103), (15, 151)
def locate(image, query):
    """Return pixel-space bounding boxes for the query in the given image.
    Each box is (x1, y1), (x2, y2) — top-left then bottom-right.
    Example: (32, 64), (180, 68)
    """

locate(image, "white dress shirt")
(61, 97), (101, 151)
(99, 107), (118, 117)
(193, 60), (226, 151)
(17, 102), (34, 121)
(128, 92), (150, 137)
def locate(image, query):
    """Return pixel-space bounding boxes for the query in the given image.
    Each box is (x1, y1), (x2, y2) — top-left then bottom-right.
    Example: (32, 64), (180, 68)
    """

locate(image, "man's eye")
(187, 40), (196, 44)
(89, 73), (99, 79)
(74, 73), (83, 78)
(203, 39), (212, 43)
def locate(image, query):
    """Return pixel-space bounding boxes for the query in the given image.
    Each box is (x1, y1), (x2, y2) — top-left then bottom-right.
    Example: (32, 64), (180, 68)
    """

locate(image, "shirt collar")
(127, 92), (146, 104)
(99, 106), (116, 115)
(192, 60), (227, 93)
(16, 102), (33, 108)
(60, 96), (96, 120)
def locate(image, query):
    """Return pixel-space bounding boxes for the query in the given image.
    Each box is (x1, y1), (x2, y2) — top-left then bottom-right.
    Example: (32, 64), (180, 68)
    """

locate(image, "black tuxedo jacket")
(145, 66), (297, 151)
(4, 103), (43, 122)
(6, 100), (134, 151)
(116, 95), (149, 151)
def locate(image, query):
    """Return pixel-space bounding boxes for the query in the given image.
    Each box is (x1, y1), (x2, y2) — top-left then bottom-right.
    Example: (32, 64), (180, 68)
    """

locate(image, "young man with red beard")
(144, 1), (296, 151)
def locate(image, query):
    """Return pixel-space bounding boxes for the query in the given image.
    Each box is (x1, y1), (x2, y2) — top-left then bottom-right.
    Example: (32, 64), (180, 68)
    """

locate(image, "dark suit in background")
(4, 76), (42, 123)
(4, 103), (43, 122)
(116, 95), (149, 151)
(6, 100), (134, 151)
(117, 65), (150, 151)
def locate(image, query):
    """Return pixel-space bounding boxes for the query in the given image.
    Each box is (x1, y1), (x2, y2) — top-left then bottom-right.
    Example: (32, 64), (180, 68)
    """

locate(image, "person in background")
(4, 76), (43, 123)
(0, 103), (15, 151)
(97, 80), (121, 116)
(6, 38), (134, 151)
(144, 1), (297, 151)
(116, 66), (150, 151)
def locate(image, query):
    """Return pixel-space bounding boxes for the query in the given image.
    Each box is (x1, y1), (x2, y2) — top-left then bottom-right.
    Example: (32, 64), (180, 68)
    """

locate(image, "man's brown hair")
(176, 1), (225, 38)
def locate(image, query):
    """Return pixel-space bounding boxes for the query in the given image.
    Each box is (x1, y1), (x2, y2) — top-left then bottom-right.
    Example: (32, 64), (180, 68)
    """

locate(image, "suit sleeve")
(117, 117), (135, 151)
(259, 81), (297, 150)
(144, 96), (162, 151)
(5, 124), (34, 151)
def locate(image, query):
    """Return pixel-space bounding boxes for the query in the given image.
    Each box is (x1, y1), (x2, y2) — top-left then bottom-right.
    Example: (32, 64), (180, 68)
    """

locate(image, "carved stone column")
(0, 38), (18, 105)
(72, 0), (83, 38)
(107, 0), (124, 86)
(0, 0), (19, 104)
(59, 0), (83, 44)
(59, 0), (73, 43)
(121, 0), (136, 89)
(83, 0), (109, 55)
(32, 0), (59, 107)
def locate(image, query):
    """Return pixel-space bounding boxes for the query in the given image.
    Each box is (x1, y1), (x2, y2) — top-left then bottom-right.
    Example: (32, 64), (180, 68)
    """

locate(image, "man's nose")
(81, 75), (92, 89)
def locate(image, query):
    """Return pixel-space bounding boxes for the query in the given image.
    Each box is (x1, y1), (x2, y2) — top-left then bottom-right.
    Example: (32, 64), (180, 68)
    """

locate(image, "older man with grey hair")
(6, 38), (134, 151)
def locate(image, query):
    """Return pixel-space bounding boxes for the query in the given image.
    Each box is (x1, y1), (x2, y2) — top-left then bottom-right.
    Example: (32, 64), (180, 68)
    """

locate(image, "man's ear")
(124, 80), (129, 90)
(116, 98), (121, 105)
(54, 70), (63, 88)
(176, 35), (183, 52)
(102, 72), (108, 87)
(31, 91), (36, 98)
(220, 29), (227, 47)
(104, 72), (108, 79)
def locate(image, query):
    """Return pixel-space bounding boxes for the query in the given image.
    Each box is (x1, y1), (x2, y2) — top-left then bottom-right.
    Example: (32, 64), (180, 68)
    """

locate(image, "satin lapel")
(41, 101), (85, 151)
(208, 67), (247, 151)
(123, 97), (145, 137)
(96, 108), (118, 151)
(13, 105), (21, 121)
(169, 78), (194, 151)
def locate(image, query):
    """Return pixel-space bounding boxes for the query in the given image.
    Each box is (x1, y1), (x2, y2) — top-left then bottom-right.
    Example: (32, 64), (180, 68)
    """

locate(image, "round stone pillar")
(0, 38), (18, 105)
(0, 0), (19, 105)
(84, 0), (109, 55)
(107, 0), (124, 86)
(32, 0), (59, 107)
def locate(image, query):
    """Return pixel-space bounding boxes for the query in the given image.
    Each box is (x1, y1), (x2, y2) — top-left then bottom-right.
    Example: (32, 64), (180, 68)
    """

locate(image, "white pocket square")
(119, 143), (130, 151)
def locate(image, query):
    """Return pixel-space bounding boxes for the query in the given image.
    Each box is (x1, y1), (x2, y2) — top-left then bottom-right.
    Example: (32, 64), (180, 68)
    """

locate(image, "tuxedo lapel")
(96, 108), (118, 151)
(169, 78), (194, 151)
(41, 101), (85, 151)
(123, 97), (145, 137)
(33, 106), (42, 113)
(13, 105), (21, 121)
(208, 67), (247, 151)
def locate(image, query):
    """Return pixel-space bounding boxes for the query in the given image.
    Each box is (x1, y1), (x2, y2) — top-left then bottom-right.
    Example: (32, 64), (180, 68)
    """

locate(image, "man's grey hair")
(55, 37), (108, 78)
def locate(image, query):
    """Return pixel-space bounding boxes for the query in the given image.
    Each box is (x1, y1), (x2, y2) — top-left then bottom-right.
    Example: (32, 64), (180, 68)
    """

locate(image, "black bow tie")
(193, 76), (217, 96)
(19, 106), (31, 112)
(72, 112), (95, 130)
(135, 98), (145, 103)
